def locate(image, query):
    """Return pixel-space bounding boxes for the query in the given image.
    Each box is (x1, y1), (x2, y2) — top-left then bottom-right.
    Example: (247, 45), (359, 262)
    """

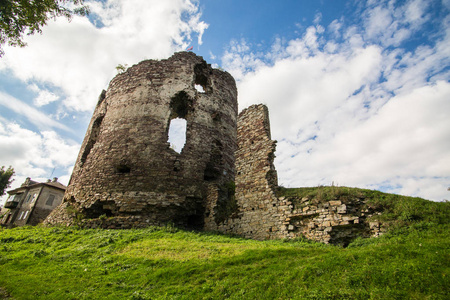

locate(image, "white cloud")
(444, 0), (450, 10)
(328, 19), (343, 38)
(0, 91), (70, 131)
(364, 5), (394, 41)
(362, 0), (431, 47)
(235, 43), (383, 137)
(26, 83), (60, 106)
(0, 122), (80, 204)
(313, 13), (322, 24)
(0, 0), (208, 112)
(34, 90), (60, 107)
(223, 0), (450, 201)
(222, 39), (266, 81)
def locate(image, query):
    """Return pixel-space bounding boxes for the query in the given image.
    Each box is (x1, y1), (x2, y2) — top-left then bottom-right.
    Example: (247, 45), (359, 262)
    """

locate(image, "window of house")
(25, 194), (32, 203)
(23, 211), (29, 220)
(45, 195), (55, 206)
(18, 211), (24, 220)
(6, 194), (17, 202)
(31, 193), (38, 203)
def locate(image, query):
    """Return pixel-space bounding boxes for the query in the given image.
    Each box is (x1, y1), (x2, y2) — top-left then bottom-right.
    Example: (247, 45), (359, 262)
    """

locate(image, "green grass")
(0, 187), (449, 299)
(0, 224), (448, 299)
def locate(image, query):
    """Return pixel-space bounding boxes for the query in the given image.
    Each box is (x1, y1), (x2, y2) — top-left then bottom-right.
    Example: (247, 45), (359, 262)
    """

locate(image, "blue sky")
(0, 0), (449, 203)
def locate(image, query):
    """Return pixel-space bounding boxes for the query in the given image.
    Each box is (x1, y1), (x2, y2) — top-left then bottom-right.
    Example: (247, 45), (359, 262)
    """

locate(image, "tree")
(0, 0), (89, 56)
(0, 166), (15, 196)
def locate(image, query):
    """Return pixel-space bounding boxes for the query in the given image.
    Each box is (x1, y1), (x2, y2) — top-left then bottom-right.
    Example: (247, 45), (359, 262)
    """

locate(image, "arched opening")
(167, 118), (187, 153)
(194, 63), (210, 94)
(194, 84), (205, 93)
(168, 91), (192, 154)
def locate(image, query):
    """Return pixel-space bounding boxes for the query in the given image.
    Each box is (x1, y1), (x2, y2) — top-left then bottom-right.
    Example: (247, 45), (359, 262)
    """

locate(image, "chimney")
(52, 177), (58, 182)
(21, 177), (31, 187)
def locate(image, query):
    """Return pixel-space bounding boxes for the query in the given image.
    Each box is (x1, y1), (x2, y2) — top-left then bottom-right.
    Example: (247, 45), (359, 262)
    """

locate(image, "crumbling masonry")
(46, 52), (237, 229)
(46, 52), (385, 245)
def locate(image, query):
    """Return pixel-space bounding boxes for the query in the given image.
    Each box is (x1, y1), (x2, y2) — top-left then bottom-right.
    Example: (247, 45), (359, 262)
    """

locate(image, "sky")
(0, 0), (449, 203)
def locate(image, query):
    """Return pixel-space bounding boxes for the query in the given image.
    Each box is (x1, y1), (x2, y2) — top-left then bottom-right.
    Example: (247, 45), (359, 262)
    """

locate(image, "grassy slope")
(0, 187), (449, 300)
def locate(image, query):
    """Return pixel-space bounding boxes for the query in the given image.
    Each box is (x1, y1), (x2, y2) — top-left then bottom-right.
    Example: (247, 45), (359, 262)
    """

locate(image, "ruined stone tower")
(45, 52), (385, 245)
(46, 52), (238, 228)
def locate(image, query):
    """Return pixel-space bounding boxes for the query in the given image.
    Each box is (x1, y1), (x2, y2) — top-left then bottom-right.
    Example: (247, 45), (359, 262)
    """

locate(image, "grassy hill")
(0, 187), (449, 299)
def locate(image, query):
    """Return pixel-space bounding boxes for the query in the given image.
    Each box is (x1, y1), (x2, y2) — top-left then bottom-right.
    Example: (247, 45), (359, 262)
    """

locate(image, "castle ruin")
(46, 52), (385, 245)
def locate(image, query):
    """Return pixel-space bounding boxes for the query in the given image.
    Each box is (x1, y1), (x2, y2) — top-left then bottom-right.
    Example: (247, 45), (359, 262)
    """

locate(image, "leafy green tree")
(0, 0), (89, 56)
(0, 166), (15, 196)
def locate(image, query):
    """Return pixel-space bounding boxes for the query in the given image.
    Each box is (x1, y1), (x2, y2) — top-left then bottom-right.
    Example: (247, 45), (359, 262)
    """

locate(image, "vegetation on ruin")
(277, 186), (449, 229)
(0, 188), (449, 300)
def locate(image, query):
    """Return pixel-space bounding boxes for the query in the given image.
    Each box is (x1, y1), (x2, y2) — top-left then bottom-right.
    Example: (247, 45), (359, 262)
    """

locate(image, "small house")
(1, 177), (66, 227)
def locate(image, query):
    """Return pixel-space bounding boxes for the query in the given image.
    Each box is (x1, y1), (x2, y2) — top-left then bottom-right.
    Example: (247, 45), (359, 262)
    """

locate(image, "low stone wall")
(278, 195), (386, 246)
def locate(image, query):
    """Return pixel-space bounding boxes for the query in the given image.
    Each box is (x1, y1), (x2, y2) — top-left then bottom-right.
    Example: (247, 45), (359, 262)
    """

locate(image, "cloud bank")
(0, 121), (79, 191)
(222, 0), (450, 201)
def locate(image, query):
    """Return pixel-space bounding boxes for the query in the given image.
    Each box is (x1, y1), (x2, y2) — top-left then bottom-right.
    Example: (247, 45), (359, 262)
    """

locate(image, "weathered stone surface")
(45, 52), (237, 229)
(206, 104), (289, 239)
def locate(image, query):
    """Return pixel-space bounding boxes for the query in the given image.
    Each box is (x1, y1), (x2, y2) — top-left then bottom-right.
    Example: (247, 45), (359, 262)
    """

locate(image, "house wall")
(27, 187), (64, 226)
(1, 193), (24, 225)
(13, 187), (42, 226)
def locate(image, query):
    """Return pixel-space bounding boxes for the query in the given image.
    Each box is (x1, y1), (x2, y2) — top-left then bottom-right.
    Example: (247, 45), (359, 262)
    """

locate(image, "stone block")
(337, 204), (347, 214)
(329, 200), (342, 206)
(369, 221), (380, 229)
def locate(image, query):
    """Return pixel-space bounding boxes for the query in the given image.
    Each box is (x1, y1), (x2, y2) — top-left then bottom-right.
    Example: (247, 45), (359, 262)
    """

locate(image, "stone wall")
(46, 52), (238, 229)
(207, 104), (290, 239)
(277, 194), (386, 246)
